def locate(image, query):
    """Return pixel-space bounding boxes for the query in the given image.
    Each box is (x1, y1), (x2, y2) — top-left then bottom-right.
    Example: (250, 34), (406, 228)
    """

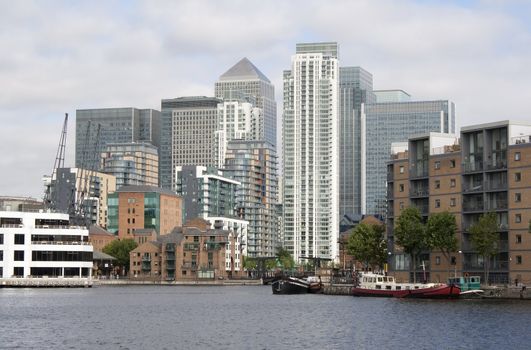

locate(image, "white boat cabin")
(358, 272), (438, 290)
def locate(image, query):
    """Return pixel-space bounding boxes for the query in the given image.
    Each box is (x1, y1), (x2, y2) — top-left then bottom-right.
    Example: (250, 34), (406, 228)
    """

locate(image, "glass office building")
(339, 67), (376, 216)
(361, 100), (456, 216)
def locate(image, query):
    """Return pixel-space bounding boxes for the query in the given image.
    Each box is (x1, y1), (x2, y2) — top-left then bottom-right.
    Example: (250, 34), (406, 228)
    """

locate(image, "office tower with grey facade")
(361, 99), (456, 216)
(215, 57), (276, 148)
(100, 142), (159, 189)
(75, 108), (160, 170)
(283, 42), (340, 262)
(224, 140), (278, 257)
(339, 67), (376, 217)
(159, 97), (221, 190)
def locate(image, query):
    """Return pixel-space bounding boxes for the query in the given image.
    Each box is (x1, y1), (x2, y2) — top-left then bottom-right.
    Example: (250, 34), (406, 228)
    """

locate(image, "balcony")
(462, 199), (484, 213)
(463, 183), (483, 193)
(463, 161), (483, 173)
(463, 261), (509, 271)
(484, 182), (507, 192)
(409, 189), (429, 198)
(165, 253), (176, 261)
(486, 161), (507, 171)
(181, 262), (197, 270)
(141, 262), (151, 271)
(485, 200), (508, 211)
(184, 243), (199, 251)
(204, 242), (221, 251)
(413, 203), (429, 215)
(166, 262), (176, 270)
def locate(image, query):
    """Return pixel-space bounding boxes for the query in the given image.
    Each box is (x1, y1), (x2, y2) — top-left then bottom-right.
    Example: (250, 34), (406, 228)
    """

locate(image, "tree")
(394, 207), (429, 283)
(102, 239), (138, 273)
(346, 222), (387, 271)
(276, 247), (295, 270)
(469, 212), (499, 285)
(426, 211), (458, 278)
(242, 256), (257, 270)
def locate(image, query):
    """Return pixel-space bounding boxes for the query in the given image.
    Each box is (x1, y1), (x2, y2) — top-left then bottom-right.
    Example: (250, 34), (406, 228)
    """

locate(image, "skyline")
(1, 0), (531, 199)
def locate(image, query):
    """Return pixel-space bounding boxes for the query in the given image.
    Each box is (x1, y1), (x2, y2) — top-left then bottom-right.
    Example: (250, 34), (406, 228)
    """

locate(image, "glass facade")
(339, 67), (376, 216)
(362, 100), (456, 216)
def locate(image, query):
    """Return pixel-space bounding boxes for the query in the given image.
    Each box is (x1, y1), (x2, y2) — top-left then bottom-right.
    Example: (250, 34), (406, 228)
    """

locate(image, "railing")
(184, 243), (199, 251)
(484, 182), (507, 191)
(463, 184), (483, 193)
(410, 169), (429, 179)
(409, 189), (429, 197)
(0, 223), (24, 228)
(463, 161), (483, 173)
(34, 225), (85, 230)
(485, 200), (508, 211)
(181, 262), (197, 270)
(462, 200), (484, 212)
(413, 203), (429, 215)
(31, 241), (91, 246)
(463, 261), (509, 270)
(510, 135), (531, 145)
(142, 257), (151, 262)
(486, 161), (507, 171)
(204, 242), (221, 251)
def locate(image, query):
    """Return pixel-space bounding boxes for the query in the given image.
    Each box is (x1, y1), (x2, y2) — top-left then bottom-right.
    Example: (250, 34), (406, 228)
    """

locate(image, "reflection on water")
(1, 286), (531, 349)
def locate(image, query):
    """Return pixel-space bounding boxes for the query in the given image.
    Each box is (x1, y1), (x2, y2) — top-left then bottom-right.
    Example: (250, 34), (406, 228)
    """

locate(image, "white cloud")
(0, 0), (530, 198)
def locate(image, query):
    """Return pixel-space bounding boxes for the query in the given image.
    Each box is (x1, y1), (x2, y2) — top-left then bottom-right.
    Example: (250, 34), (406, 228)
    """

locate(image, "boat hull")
(352, 284), (460, 299)
(272, 278), (309, 294)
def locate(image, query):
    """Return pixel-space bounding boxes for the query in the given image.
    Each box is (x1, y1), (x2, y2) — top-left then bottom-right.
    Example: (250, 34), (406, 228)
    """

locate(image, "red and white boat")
(352, 272), (460, 299)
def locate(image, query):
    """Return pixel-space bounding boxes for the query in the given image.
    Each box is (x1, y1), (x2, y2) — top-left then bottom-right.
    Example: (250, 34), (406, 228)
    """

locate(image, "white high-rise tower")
(282, 42), (340, 262)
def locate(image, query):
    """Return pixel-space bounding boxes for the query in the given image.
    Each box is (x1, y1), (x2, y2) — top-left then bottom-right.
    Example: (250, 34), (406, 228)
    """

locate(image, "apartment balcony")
(141, 262), (151, 271)
(204, 242), (221, 251)
(409, 169), (429, 179)
(485, 200), (508, 211)
(181, 262), (197, 271)
(165, 253), (176, 261)
(166, 262), (176, 270)
(462, 199), (484, 213)
(184, 243), (200, 251)
(463, 161), (483, 173)
(484, 182), (507, 192)
(142, 256), (151, 262)
(413, 203), (429, 215)
(463, 261), (509, 271)
(462, 183), (483, 193)
(486, 161), (507, 171)
(409, 189), (429, 198)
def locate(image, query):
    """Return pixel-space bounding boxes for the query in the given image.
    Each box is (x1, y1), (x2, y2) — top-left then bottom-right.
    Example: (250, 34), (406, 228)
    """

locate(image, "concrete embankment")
(323, 284), (353, 295)
(481, 285), (531, 300)
(94, 279), (264, 286)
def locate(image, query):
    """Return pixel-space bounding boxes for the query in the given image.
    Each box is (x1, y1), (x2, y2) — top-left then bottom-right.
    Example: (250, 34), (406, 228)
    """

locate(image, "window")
(515, 172), (521, 182)
(515, 152), (521, 161)
(516, 235), (522, 244)
(516, 255), (522, 265)
(435, 199), (441, 208)
(399, 202), (404, 210)
(14, 250), (24, 261)
(450, 179), (456, 188)
(434, 161), (441, 170)
(435, 256), (441, 265)
(399, 166), (404, 174)
(0, 234), (3, 244)
(399, 184), (404, 192)
(450, 198), (456, 207)
(515, 214), (522, 223)
(450, 159), (456, 168)
(0, 250), (3, 261)
(13, 267), (24, 277)
(14, 234), (25, 245)
(515, 193), (521, 202)
(435, 180), (440, 189)
(128, 198), (136, 204)
(451, 256), (456, 265)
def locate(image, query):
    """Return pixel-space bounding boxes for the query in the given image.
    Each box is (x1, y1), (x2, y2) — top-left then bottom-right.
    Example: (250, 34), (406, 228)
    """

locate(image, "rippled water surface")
(1, 285), (531, 349)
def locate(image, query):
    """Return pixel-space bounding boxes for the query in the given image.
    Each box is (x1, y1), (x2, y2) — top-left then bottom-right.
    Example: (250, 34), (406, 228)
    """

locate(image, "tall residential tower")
(282, 42), (340, 262)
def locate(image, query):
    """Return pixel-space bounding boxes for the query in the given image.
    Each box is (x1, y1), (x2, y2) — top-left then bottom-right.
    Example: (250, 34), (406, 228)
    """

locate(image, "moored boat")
(272, 276), (323, 295)
(448, 275), (484, 297)
(352, 272), (460, 299)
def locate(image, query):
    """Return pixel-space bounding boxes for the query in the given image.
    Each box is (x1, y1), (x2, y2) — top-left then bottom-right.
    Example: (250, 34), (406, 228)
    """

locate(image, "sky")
(1, 0), (530, 199)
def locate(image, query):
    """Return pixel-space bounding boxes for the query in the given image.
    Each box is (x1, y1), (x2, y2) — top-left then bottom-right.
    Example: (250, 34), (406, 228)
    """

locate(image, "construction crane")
(43, 113), (68, 210)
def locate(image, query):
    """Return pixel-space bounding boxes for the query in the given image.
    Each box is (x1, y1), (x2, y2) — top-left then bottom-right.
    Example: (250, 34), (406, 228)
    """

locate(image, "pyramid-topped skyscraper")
(215, 58), (277, 148)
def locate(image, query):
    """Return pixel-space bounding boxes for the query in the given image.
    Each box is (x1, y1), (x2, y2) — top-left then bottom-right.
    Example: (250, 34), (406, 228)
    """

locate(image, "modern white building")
(215, 97), (263, 168)
(0, 211), (93, 285)
(282, 42), (340, 262)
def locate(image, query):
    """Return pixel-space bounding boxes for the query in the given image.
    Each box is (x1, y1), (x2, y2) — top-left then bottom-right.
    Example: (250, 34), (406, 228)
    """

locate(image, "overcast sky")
(1, 0), (530, 199)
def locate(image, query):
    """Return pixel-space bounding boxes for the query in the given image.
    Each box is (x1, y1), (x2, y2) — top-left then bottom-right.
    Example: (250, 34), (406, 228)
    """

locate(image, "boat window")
(376, 285), (381, 289)
(415, 286), (419, 289)
(378, 277), (383, 282)
(386, 285), (392, 290)
(396, 286), (401, 290)
(389, 277), (394, 282)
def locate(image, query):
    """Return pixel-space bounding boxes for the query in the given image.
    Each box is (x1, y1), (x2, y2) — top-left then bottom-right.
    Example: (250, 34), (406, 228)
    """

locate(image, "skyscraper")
(339, 67), (376, 216)
(75, 108), (160, 170)
(361, 99), (456, 216)
(224, 140), (278, 257)
(282, 42), (340, 262)
(159, 96), (221, 190)
(215, 58), (276, 148)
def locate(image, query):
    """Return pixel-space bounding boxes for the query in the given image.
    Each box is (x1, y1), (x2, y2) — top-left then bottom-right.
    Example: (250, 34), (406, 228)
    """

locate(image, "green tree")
(395, 207), (429, 283)
(469, 212), (499, 284)
(426, 211), (458, 277)
(242, 256), (257, 270)
(276, 247), (295, 270)
(346, 222), (387, 271)
(102, 239), (138, 272)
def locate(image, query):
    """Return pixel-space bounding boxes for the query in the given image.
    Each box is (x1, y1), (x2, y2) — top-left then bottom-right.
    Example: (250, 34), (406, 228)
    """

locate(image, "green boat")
(448, 276), (484, 297)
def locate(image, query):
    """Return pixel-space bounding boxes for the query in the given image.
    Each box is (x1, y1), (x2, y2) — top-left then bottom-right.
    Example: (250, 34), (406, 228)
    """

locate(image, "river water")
(1, 285), (530, 349)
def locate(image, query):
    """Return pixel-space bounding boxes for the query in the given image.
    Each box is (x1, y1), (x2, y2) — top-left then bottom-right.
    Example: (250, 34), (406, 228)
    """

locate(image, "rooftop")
(219, 57), (270, 83)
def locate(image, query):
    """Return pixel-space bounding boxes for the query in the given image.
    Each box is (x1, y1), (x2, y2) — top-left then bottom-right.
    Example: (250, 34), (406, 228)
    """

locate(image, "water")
(1, 285), (531, 349)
